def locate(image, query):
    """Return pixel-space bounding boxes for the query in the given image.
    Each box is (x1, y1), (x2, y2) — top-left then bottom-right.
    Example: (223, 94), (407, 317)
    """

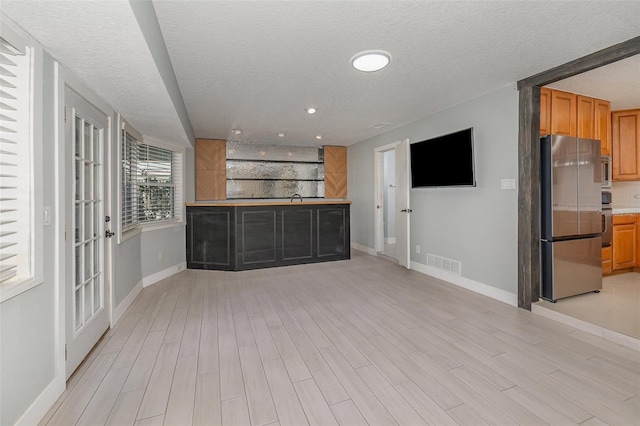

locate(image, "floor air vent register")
(427, 253), (462, 275)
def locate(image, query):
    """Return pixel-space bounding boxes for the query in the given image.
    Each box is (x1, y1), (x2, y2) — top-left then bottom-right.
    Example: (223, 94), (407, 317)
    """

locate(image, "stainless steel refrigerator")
(541, 135), (602, 302)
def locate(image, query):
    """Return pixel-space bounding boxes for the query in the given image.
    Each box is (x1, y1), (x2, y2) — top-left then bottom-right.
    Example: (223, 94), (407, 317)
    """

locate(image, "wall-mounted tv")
(410, 128), (476, 188)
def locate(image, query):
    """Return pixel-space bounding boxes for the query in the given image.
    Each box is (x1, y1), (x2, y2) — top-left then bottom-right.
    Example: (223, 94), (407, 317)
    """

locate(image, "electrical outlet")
(416, 245), (421, 254)
(501, 178), (516, 190)
(159, 252), (163, 260)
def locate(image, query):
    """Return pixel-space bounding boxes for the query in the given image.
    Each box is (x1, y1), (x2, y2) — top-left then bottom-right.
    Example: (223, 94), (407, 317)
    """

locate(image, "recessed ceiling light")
(306, 107), (317, 114)
(315, 135), (323, 140)
(231, 129), (242, 135)
(278, 132), (286, 137)
(351, 50), (391, 72)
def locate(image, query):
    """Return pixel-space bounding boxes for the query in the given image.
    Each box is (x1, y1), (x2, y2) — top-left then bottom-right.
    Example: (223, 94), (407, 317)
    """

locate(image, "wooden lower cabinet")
(612, 214), (637, 271)
(602, 246), (612, 275)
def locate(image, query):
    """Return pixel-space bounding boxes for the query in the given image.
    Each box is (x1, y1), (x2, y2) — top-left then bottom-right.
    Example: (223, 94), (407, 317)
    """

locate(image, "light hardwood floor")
(41, 251), (640, 425)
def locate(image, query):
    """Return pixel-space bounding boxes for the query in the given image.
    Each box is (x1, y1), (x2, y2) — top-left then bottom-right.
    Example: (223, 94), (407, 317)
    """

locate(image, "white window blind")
(137, 144), (176, 223)
(121, 130), (138, 231)
(0, 33), (31, 284)
(120, 124), (182, 236)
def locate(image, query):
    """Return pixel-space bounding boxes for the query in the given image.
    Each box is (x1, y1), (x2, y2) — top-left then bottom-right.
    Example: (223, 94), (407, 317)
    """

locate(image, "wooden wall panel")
(539, 87), (551, 136)
(324, 172), (347, 199)
(323, 146), (347, 198)
(196, 138), (227, 200)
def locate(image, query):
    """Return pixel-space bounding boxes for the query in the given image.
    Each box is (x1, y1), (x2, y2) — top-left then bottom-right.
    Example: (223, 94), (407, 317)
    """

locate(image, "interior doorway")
(374, 139), (411, 268)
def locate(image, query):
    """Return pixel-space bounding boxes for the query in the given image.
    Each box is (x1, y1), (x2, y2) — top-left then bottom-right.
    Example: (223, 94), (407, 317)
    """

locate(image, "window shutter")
(0, 34), (30, 284)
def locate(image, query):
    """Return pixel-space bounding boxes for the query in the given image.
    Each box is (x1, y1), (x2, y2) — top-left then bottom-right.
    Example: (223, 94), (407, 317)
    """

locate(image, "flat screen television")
(410, 128), (476, 188)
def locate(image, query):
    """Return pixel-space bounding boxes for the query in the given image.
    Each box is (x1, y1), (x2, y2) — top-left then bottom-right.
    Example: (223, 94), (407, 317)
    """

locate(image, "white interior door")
(65, 89), (110, 378)
(395, 139), (410, 268)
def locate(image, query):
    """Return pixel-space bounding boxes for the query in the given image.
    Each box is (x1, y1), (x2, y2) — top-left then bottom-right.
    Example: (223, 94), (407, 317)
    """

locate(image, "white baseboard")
(142, 261), (186, 288)
(411, 261), (518, 307)
(15, 376), (65, 426)
(351, 242), (377, 256)
(112, 280), (142, 326)
(532, 304), (640, 352)
(384, 237), (396, 244)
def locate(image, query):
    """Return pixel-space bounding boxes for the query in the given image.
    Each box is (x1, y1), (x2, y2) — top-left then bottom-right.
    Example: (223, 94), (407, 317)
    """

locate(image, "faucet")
(290, 193), (303, 202)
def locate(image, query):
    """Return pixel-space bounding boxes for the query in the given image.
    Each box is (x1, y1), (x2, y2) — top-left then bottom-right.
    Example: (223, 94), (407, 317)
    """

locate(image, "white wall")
(349, 83), (519, 293)
(0, 20), (188, 425)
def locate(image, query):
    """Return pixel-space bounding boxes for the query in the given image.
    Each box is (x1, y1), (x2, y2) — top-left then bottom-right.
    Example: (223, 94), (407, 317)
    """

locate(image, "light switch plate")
(501, 179), (516, 190)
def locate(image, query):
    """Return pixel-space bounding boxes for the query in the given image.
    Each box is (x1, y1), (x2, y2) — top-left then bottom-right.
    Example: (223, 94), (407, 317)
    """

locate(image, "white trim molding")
(532, 304), (640, 352)
(142, 262), (186, 288)
(411, 260), (518, 306)
(351, 242), (377, 256)
(111, 279), (142, 326)
(14, 378), (65, 426)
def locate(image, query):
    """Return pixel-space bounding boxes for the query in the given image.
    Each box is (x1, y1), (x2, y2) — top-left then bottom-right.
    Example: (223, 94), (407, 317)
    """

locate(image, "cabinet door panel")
(188, 209), (233, 268)
(317, 208), (347, 257)
(612, 109), (640, 181)
(239, 211), (277, 265)
(594, 99), (611, 156)
(282, 209), (313, 260)
(612, 223), (636, 270)
(576, 95), (595, 139)
(551, 90), (577, 136)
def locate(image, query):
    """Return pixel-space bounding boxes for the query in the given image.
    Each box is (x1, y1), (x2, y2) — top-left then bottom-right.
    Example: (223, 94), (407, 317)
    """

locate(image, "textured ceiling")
(153, 0), (640, 146)
(2, 1), (640, 149)
(548, 54), (640, 111)
(1, 0), (191, 147)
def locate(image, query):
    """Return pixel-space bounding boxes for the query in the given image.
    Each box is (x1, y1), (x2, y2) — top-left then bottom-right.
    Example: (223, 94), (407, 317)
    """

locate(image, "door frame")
(516, 37), (640, 310)
(374, 141), (400, 253)
(54, 62), (114, 388)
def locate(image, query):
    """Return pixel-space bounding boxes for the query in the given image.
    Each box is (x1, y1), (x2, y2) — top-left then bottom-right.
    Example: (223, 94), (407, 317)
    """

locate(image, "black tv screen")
(410, 128), (476, 187)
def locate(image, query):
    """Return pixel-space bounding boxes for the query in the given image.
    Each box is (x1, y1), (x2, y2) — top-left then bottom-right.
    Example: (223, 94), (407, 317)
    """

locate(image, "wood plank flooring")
(42, 251), (640, 425)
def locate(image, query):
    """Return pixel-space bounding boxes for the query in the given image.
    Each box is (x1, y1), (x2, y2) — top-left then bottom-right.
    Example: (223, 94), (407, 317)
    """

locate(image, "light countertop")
(186, 200), (351, 207)
(611, 207), (640, 214)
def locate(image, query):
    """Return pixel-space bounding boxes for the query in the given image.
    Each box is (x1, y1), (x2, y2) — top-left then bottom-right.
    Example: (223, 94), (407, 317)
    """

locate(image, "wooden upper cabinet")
(324, 146), (347, 198)
(594, 99), (611, 156)
(612, 109), (640, 181)
(576, 95), (595, 139)
(550, 89), (577, 136)
(195, 138), (227, 200)
(540, 87), (551, 136)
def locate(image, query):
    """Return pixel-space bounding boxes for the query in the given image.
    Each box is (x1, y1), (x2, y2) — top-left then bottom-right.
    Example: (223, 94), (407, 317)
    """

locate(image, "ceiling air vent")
(373, 122), (390, 129)
(427, 253), (462, 276)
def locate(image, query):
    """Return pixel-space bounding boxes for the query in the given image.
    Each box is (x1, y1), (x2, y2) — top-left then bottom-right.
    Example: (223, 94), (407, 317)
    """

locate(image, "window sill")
(118, 226), (142, 244)
(0, 275), (45, 304)
(141, 220), (185, 233)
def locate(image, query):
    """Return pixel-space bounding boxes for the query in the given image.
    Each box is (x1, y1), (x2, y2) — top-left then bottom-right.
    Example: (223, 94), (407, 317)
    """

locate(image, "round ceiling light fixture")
(306, 107), (317, 114)
(315, 135), (323, 140)
(231, 128), (242, 135)
(278, 132), (286, 137)
(351, 50), (391, 72)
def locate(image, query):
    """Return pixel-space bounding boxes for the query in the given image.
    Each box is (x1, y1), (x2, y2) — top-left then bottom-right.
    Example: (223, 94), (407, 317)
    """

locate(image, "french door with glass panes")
(65, 89), (110, 378)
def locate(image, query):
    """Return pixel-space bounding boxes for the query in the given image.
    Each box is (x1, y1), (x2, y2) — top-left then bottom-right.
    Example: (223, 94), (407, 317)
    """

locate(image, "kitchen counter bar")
(186, 202), (350, 271)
